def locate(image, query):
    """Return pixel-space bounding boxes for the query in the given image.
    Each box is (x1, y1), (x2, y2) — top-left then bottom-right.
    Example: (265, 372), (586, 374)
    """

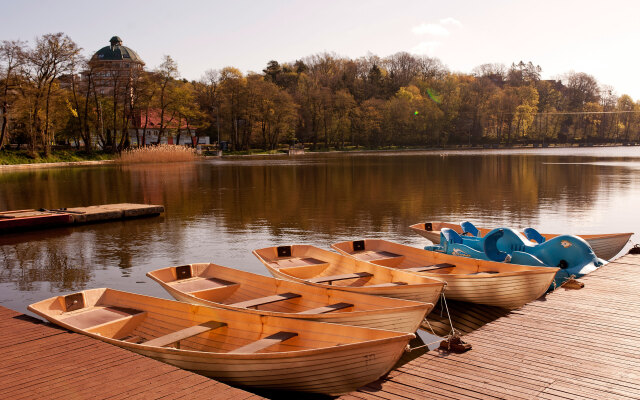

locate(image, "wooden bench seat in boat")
(168, 277), (237, 293)
(272, 257), (328, 269)
(297, 302), (354, 315)
(144, 321), (227, 347)
(354, 250), (403, 262)
(405, 263), (455, 272)
(59, 306), (144, 330)
(308, 272), (374, 285)
(229, 292), (301, 309)
(229, 331), (298, 354)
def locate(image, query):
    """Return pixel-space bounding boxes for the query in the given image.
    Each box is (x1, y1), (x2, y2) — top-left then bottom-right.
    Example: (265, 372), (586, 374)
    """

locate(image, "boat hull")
(155, 266), (429, 333)
(28, 288), (413, 396)
(331, 239), (558, 309)
(410, 222), (632, 260)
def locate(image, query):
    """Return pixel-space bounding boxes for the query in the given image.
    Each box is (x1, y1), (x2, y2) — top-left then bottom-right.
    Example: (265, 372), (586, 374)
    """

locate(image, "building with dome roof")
(89, 36), (144, 96)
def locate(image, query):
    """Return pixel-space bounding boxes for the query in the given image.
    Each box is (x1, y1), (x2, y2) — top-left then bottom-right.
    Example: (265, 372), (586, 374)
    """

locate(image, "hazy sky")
(3, 0), (639, 99)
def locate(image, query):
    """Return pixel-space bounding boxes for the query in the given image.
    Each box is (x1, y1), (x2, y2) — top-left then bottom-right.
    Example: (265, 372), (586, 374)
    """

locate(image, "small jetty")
(0, 203), (164, 233)
(0, 306), (262, 399)
(344, 252), (640, 400)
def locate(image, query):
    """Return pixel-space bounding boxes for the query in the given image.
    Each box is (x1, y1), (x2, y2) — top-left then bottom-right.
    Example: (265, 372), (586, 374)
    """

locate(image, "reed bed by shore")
(117, 145), (199, 164)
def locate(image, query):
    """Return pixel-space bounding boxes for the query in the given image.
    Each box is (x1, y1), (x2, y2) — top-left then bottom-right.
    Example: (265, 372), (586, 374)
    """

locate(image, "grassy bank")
(0, 149), (114, 165)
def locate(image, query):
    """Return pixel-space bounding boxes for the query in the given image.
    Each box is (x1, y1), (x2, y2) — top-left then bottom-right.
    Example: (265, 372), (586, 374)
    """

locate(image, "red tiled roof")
(134, 109), (192, 129)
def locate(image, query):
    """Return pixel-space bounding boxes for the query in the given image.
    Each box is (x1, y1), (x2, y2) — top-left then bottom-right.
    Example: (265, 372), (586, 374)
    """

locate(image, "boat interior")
(147, 263), (418, 314)
(28, 288), (408, 354)
(253, 245), (440, 287)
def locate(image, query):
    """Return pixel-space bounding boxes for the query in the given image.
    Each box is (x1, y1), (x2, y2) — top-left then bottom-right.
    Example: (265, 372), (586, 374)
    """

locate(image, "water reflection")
(1, 148), (639, 314)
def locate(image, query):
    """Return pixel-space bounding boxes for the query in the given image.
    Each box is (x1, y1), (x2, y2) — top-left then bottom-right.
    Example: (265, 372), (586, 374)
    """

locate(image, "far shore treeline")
(1, 33), (640, 156)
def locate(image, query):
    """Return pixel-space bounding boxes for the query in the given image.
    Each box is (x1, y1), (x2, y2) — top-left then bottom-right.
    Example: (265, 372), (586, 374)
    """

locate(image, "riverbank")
(1, 143), (638, 170)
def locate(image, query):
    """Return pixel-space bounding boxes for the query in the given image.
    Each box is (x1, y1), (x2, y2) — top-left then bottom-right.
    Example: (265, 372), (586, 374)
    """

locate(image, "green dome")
(92, 36), (144, 64)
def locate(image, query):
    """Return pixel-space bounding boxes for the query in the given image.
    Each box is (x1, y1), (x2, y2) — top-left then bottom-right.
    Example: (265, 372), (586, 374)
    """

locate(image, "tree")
(218, 67), (247, 150)
(0, 40), (27, 150)
(23, 33), (80, 155)
(155, 55), (180, 144)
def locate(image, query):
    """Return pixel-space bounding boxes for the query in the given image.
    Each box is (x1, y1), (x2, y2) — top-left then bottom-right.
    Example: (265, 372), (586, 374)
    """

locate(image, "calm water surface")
(2, 147), (640, 315)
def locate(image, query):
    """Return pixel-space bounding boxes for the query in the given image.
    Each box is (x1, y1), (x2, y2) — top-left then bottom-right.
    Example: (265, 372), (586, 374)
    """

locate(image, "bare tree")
(23, 33), (80, 155)
(155, 55), (179, 144)
(0, 40), (26, 150)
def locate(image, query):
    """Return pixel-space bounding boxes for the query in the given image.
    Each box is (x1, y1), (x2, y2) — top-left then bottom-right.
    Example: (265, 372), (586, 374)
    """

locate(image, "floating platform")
(0, 203), (164, 234)
(0, 306), (261, 399)
(345, 252), (640, 400)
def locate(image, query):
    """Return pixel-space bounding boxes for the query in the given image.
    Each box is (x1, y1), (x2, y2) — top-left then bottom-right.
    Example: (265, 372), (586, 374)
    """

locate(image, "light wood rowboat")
(147, 263), (431, 333)
(28, 288), (414, 395)
(410, 221), (633, 261)
(331, 239), (558, 309)
(253, 244), (446, 305)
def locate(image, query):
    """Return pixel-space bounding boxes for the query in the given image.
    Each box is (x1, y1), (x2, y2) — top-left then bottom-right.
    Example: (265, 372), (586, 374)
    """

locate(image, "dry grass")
(117, 145), (199, 164)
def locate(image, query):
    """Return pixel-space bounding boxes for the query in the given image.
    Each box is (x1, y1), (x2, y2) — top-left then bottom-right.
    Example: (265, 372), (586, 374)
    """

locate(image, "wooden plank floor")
(0, 306), (263, 400)
(346, 253), (640, 400)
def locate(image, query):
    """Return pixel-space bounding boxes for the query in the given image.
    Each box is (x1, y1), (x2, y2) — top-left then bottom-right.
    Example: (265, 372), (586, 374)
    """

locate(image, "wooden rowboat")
(331, 239), (558, 309)
(28, 288), (414, 395)
(0, 209), (73, 233)
(147, 263), (431, 333)
(410, 221), (633, 261)
(252, 244), (446, 305)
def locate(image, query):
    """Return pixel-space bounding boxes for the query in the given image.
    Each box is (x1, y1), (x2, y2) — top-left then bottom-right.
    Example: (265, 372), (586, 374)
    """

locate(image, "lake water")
(1, 147), (639, 315)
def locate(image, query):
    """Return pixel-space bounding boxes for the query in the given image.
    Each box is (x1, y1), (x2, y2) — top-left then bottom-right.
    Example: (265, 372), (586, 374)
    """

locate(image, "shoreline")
(1, 143), (638, 170)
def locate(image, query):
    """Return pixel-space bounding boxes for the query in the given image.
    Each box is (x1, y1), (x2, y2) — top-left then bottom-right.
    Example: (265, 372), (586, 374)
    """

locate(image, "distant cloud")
(412, 23), (450, 36)
(411, 18), (462, 36)
(411, 41), (442, 54)
(440, 17), (462, 28)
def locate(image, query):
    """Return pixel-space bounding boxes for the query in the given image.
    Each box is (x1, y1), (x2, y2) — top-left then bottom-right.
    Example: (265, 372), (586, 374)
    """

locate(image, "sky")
(2, 0), (639, 99)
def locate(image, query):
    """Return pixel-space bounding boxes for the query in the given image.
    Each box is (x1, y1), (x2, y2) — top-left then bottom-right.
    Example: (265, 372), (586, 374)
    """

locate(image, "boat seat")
(524, 227), (546, 244)
(442, 228), (463, 244)
(274, 257), (327, 268)
(406, 263), (455, 272)
(229, 331), (298, 354)
(367, 282), (408, 287)
(168, 277), (237, 293)
(354, 250), (402, 262)
(59, 306), (144, 330)
(308, 272), (373, 285)
(461, 221), (480, 237)
(144, 320), (227, 348)
(229, 292), (301, 309)
(297, 302), (354, 314)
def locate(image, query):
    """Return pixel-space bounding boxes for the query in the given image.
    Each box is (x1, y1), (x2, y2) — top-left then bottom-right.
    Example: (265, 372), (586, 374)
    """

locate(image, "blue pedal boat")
(424, 226), (605, 289)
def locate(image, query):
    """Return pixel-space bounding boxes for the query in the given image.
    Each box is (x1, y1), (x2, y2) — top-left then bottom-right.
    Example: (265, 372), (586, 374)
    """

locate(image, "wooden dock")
(0, 306), (262, 399)
(0, 203), (163, 233)
(344, 253), (640, 400)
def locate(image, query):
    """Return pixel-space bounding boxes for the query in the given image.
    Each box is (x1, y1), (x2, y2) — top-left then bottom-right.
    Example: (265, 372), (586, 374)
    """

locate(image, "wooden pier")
(344, 253), (640, 400)
(0, 203), (164, 233)
(0, 306), (262, 399)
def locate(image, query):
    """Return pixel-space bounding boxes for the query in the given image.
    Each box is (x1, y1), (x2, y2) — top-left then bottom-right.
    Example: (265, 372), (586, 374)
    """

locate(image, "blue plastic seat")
(524, 227), (546, 244)
(441, 228), (463, 244)
(460, 221), (479, 237)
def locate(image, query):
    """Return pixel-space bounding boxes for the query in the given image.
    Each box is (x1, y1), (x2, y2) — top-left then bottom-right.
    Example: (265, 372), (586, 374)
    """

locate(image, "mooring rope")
(441, 292), (458, 336)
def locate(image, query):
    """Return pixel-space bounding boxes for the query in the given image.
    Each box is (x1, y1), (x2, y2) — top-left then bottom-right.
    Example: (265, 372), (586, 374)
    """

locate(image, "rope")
(441, 292), (457, 336)
(405, 338), (443, 353)
(422, 316), (437, 337)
